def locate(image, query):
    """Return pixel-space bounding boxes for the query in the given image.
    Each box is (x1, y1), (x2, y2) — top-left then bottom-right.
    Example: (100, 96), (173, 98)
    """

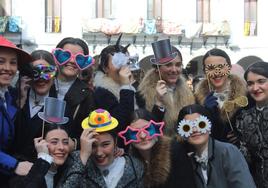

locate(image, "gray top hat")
(38, 97), (69, 124)
(150, 39), (177, 65)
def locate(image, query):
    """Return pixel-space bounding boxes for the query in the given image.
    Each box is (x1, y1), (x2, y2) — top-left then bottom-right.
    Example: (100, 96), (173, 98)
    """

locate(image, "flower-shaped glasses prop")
(177, 115), (211, 138)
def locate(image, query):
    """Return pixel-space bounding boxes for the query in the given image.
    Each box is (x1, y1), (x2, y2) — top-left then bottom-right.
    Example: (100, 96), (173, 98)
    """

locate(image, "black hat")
(150, 39), (177, 65)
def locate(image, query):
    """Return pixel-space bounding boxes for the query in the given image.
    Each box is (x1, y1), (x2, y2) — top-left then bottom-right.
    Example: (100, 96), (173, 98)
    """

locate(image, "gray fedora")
(38, 97), (69, 124)
(150, 39), (177, 65)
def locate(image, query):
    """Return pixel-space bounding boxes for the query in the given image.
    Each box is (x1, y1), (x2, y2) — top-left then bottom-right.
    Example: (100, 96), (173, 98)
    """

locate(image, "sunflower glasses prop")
(177, 115), (211, 138)
(52, 48), (95, 70)
(118, 120), (165, 145)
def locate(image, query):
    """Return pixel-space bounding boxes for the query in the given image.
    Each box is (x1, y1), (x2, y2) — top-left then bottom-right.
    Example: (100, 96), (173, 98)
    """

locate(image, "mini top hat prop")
(150, 39), (177, 65)
(0, 36), (32, 67)
(82, 109), (118, 132)
(38, 97), (69, 125)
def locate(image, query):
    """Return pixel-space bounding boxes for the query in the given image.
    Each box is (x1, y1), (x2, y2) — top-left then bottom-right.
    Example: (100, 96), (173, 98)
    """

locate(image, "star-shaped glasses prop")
(118, 120), (165, 145)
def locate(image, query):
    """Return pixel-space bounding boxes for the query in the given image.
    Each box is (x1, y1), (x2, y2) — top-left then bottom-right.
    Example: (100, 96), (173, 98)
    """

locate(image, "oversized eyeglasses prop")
(177, 115), (211, 138)
(33, 64), (57, 81)
(118, 120), (165, 145)
(52, 48), (95, 70)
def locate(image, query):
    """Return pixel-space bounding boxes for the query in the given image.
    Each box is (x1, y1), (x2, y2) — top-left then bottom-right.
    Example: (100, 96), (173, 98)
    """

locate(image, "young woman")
(10, 123), (71, 188)
(14, 50), (58, 162)
(138, 39), (194, 136)
(118, 108), (196, 188)
(176, 104), (256, 188)
(52, 37), (95, 148)
(61, 109), (144, 188)
(236, 61), (268, 188)
(93, 34), (136, 134)
(194, 48), (248, 141)
(0, 36), (33, 187)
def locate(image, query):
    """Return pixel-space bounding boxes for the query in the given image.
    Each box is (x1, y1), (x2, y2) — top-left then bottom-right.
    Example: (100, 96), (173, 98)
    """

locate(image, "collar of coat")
(195, 74), (247, 121)
(87, 155), (142, 187)
(189, 137), (215, 185)
(138, 69), (195, 136)
(131, 136), (172, 187)
(94, 71), (121, 100)
(62, 78), (90, 105)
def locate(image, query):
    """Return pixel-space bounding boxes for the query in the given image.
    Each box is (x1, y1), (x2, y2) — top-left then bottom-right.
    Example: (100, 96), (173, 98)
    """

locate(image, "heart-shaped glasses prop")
(52, 48), (95, 70)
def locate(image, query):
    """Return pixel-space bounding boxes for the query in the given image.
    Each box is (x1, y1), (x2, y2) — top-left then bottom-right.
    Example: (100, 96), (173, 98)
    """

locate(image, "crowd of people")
(0, 33), (267, 188)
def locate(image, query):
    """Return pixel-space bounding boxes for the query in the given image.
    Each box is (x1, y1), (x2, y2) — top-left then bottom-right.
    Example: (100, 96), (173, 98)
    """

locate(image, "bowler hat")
(38, 97), (69, 124)
(0, 36), (32, 67)
(82, 109), (118, 132)
(150, 39), (177, 65)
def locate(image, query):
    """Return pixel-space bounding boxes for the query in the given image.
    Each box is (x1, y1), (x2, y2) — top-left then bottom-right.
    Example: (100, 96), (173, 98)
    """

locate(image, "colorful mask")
(204, 63), (231, 78)
(177, 115), (211, 138)
(33, 64), (57, 81)
(52, 48), (94, 70)
(118, 120), (164, 145)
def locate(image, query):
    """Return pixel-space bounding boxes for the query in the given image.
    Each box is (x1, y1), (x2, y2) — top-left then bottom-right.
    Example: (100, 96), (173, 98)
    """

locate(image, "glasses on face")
(118, 120), (165, 145)
(177, 115), (211, 138)
(204, 63), (230, 78)
(52, 48), (94, 70)
(33, 64), (57, 81)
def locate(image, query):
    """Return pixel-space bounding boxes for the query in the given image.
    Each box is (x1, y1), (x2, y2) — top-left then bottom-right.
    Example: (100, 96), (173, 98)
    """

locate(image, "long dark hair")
(56, 37), (89, 55)
(244, 61), (268, 81)
(177, 104), (213, 125)
(130, 108), (157, 123)
(31, 50), (55, 66)
(202, 48), (231, 72)
(43, 123), (69, 138)
(98, 34), (130, 73)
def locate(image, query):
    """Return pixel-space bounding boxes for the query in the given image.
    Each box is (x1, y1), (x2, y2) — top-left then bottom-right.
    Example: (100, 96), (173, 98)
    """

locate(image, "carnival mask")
(33, 64), (57, 81)
(204, 63), (231, 78)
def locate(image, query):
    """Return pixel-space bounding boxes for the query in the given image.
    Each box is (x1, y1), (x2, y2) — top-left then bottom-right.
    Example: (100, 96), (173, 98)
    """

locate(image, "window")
(196, 0), (210, 23)
(244, 0), (257, 36)
(0, 0), (11, 16)
(99, 0), (147, 19)
(45, 0), (62, 33)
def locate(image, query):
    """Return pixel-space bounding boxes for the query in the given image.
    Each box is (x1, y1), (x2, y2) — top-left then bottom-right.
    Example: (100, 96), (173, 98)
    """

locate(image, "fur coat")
(195, 74), (247, 122)
(131, 137), (196, 188)
(138, 69), (195, 136)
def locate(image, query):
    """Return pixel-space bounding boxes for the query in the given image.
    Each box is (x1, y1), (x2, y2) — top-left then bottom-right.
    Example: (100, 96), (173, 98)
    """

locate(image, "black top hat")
(150, 39), (177, 65)
(38, 97), (69, 124)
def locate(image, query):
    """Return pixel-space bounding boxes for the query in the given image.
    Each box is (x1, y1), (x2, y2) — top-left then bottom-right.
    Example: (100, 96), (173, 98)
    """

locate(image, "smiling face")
(246, 71), (268, 106)
(204, 56), (231, 92)
(58, 44), (83, 80)
(130, 119), (158, 151)
(45, 129), (70, 166)
(184, 113), (209, 150)
(92, 133), (116, 167)
(158, 55), (182, 87)
(0, 48), (18, 87)
(32, 59), (54, 95)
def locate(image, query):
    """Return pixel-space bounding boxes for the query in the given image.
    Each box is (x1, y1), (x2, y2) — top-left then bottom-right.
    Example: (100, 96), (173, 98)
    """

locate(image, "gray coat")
(59, 151), (144, 188)
(189, 137), (256, 188)
(236, 106), (268, 188)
